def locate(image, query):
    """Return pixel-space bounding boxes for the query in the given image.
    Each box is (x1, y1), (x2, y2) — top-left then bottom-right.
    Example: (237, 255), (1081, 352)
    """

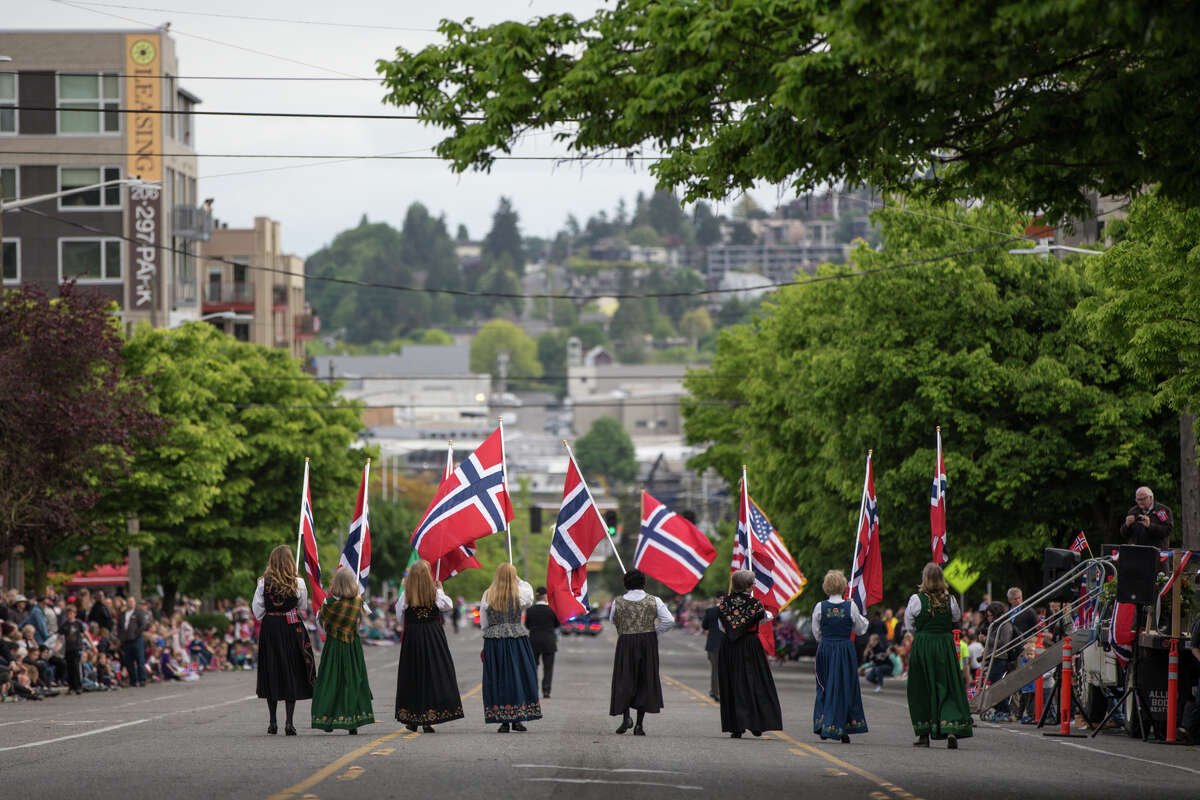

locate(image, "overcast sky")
(10, 0), (783, 258)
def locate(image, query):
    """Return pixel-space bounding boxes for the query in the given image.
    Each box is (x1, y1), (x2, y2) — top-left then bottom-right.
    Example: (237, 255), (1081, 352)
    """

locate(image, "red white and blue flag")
(930, 428), (948, 565)
(634, 491), (716, 594)
(410, 426), (514, 563)
(431, 442), (482, 582)
(339, 461), (371, 595)
(1069, 530), (1089, 554)
(734, 477), (806, 611)
(295, 460), (326, 609)
(848, 452), (883, 614)
(546, 452), (609, 623)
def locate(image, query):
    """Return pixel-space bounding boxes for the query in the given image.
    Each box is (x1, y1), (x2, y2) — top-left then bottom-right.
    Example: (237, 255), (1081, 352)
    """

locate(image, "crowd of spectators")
(0, 588), (261, 703)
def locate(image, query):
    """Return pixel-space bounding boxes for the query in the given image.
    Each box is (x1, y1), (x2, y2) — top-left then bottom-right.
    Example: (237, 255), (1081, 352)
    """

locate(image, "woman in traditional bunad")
(479, 563), (541, 732)
(717, 569), (783, 738)
(609, 568), (673, 735)
(905, 562), (973, 748)
(811, 569), (869, 743)
(311, 566), (375, 734)
(394, 559), (463, 732)
(252, 545), (315, 735)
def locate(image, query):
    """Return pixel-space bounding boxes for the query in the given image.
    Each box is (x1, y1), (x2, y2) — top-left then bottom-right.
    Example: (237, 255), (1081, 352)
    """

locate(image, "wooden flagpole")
(294, 457), (310, 569)
(742, 464), (753, 575)
(564, 440), (626, 574)
(499, 417), (513, 564)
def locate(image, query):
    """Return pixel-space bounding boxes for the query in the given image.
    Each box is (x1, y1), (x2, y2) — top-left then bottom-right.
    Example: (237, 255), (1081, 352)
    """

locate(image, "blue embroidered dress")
(812, 599), (868, 739)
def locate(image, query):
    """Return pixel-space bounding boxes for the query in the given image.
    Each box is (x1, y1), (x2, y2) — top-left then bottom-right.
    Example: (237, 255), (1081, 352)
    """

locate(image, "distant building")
(704, 242), (847, 286)
(568, 363), (690, 437)
(199, 216), (309, 358)
(0, 28), (209, 331)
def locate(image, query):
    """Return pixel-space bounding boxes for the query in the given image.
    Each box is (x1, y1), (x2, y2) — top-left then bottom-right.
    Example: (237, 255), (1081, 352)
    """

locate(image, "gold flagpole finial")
(304, 456), (310, 463)
(868, 449), (873, 456)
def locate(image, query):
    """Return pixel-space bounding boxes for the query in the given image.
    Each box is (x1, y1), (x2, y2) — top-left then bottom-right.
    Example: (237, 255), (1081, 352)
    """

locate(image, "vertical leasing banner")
(125, 34), (162, 312)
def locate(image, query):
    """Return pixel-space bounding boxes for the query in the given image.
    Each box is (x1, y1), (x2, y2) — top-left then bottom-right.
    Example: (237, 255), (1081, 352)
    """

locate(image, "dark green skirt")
(311, 635), (375, 731)
(905, 631), (973, 739)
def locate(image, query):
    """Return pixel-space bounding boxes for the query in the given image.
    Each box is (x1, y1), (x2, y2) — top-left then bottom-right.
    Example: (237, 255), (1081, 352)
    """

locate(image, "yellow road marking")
(370, 748), (395, 755)
(337, 766), (364, 781)
(462, 682), (483, 700)
(824, 767), (848, 776)
(789, 747), (809, 756)
(663, 674), (924, 800)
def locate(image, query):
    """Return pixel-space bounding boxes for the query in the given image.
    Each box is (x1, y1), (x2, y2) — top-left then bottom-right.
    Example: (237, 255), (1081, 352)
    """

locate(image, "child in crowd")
(96, 652), (119, 689)
(81, 650), (102, 691)
(210, 638), (228, 671)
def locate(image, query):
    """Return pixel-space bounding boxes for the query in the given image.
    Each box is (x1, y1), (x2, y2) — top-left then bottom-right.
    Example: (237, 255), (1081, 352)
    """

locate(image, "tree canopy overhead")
(377, 0), (1200, 221)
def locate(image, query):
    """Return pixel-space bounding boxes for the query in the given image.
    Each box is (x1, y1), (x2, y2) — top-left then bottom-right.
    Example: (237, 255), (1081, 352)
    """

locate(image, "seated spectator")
(864, 638), (895, 693)
(80, 650), (102, 691)
(96, 652), (119, 689)
(188, 633), (212, 668)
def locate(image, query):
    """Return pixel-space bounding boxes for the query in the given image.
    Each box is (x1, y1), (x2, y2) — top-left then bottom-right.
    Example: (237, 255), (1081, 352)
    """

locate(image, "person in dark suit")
(523, 587), (560, 699)
(701, 592), (726, 700)
(116, 595), (149, 687)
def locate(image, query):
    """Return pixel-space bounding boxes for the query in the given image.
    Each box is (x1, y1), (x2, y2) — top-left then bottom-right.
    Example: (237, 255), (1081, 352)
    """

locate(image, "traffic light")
(529, 505), (543, 533)
(603, 510), (618, 537)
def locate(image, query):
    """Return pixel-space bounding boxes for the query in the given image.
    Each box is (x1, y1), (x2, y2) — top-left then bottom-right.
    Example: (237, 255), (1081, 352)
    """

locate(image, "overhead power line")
(1, 150), (655, 162)
(231, 400), (738, 410)
(61, 1), (440, 32)
(19, 205), (1023, 301)
(8, 105), (485, 122)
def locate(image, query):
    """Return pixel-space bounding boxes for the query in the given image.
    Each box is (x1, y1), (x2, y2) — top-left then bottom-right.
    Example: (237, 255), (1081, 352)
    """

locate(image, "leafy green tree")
(679, 307), (713, 348)
(643, 267), (705, 324)
(536, 331), (567, 395)
(575, 417), (638, 487)
(482, 197), (525, 276)
(729, 221), (756, 246)
(117, 323), (369, 608)
(470, 319), (543, 382)
(646, 189), (689, 240)
(627, 225), (662, 247)
(693, 201), (722, 247)
(377, 1), (1200, 220)
(568, 322), (610, 352)
(683, 201), (1178, 606)
(455, 223), (470, 242)
(306, 221), (411, 343)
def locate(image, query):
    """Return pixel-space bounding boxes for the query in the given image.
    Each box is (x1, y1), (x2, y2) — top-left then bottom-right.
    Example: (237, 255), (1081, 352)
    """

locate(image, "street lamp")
(1008, 240), (1104, 257)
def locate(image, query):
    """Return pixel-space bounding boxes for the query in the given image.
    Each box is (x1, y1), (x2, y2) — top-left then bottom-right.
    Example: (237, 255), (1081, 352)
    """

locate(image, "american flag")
(734, 470), (807, 611)
(295, 460), (326, 609)
(431, 441), (481, 581)
(339, 460), (372, 595)
(930, 428), (948, 564)
(848, 452), (883, 614)
(410, 426), (513, 563)
(1069, 530), (1089, 554)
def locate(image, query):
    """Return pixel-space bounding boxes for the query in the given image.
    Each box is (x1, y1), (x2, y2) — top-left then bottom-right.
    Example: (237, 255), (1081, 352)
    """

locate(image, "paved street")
(2, 624), (1197, 800)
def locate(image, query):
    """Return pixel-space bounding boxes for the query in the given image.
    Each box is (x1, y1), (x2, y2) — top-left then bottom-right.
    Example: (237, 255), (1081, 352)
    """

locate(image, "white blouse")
(903, 592), (961, 633)
(609, 589), (675, 635)
(478, 580), (533, 630)
(810, 594), (869, 641)
(393, 588), (453, 630)
(251, 577), (308, 621)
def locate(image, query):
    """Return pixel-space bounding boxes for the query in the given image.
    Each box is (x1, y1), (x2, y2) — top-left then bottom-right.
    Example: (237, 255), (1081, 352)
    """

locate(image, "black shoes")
(947, 735), (958, 749)
(730, 731), (743, 739)
(267, 724), (278, 735)
(543, 690), (550, 699)
(913, 734), (930, 747)
(497, 723), (511, 733)
(422, 725), (436, 733)
(511, 722), (528, 732)
(840, 735), (851, 744)
(632, 725), (645, 736)
(284, 724), (297, 736)
(405, 723), (418, 732)
(751, 730), (763, 737)
(615, 717), (633, 735)
(348, 729), (357, 735)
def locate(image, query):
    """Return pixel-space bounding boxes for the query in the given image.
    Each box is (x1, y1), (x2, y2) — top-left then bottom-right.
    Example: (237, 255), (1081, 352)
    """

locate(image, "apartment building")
(0, 29), (209, 329)
(200, 216), (310, 359)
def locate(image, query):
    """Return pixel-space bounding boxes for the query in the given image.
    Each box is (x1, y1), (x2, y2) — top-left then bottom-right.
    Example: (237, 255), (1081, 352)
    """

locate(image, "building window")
(2, 239), (18, 283)
(0, 166), (16, 203)
(233, 322), (250, 342)
(177, 93), (194, 146)
(0, 72), (15, 134)
(59, 166), (121, 209)
(60, 239), (122, 282)
(58, 72), (120, 134)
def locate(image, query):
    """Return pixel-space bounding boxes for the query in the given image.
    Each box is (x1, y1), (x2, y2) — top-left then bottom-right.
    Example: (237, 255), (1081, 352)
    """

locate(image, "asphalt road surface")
(3, 623), (1198, 799)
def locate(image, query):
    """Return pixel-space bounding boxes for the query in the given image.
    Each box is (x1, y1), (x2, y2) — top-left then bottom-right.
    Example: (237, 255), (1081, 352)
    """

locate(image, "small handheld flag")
(294, 458), (326, 609)
(634, 491), (716, 594)
(339, 460), (372, 596)
(930, 427), (948, 564)
(1069, 530), (1089, 554)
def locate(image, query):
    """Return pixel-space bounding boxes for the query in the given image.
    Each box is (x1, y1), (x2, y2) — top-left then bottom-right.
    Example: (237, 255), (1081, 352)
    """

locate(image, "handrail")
(977, 556), (1115, 694)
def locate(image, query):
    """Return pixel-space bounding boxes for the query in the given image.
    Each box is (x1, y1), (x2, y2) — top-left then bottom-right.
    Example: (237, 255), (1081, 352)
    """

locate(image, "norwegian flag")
(848, 452), (883, 614)
(295, 460), (326, 609)
(339, 460), (372, 595)
(546, 453), (609, 623)
(431, 442), (481, 582)
(930, 428), (948, 564)
(410, 426), (514, 563)
(1069, 530), (1089, 554)
(634, 491), (717, 594)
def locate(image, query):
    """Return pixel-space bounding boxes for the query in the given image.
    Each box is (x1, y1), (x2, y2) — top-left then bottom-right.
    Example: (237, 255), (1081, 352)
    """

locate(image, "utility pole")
(497, 351), (509, 395)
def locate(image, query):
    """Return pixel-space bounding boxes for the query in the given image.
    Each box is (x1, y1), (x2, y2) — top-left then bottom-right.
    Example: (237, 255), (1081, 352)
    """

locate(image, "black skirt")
(256, 614), (315, 702)
(718, 630), (782, 733)
(609, 631), (663, 715)
(395, 618), (464, 725)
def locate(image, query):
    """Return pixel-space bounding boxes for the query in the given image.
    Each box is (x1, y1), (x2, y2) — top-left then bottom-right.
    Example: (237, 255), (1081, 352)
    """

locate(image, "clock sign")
(130, 39), (156, 65)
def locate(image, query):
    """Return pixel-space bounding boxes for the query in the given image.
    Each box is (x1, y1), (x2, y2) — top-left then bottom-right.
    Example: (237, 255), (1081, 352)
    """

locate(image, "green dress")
(311, 596), (376, 732)
(905, 592), (973, 739)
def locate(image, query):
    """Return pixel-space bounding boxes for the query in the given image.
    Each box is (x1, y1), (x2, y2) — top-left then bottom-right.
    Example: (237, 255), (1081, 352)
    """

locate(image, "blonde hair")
(262, 545), (299, 597)
(404, 560), (436, 608)
(822, 569), (848, 596)
(729, 569), (754, 594)
(329, 566), (360, 600)
(919, 562), (949, 595)
(484, 562), (519, 610)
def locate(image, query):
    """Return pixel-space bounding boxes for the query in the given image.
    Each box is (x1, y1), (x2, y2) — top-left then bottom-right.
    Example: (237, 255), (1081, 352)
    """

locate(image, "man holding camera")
(1120, 486), (1173, 549)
